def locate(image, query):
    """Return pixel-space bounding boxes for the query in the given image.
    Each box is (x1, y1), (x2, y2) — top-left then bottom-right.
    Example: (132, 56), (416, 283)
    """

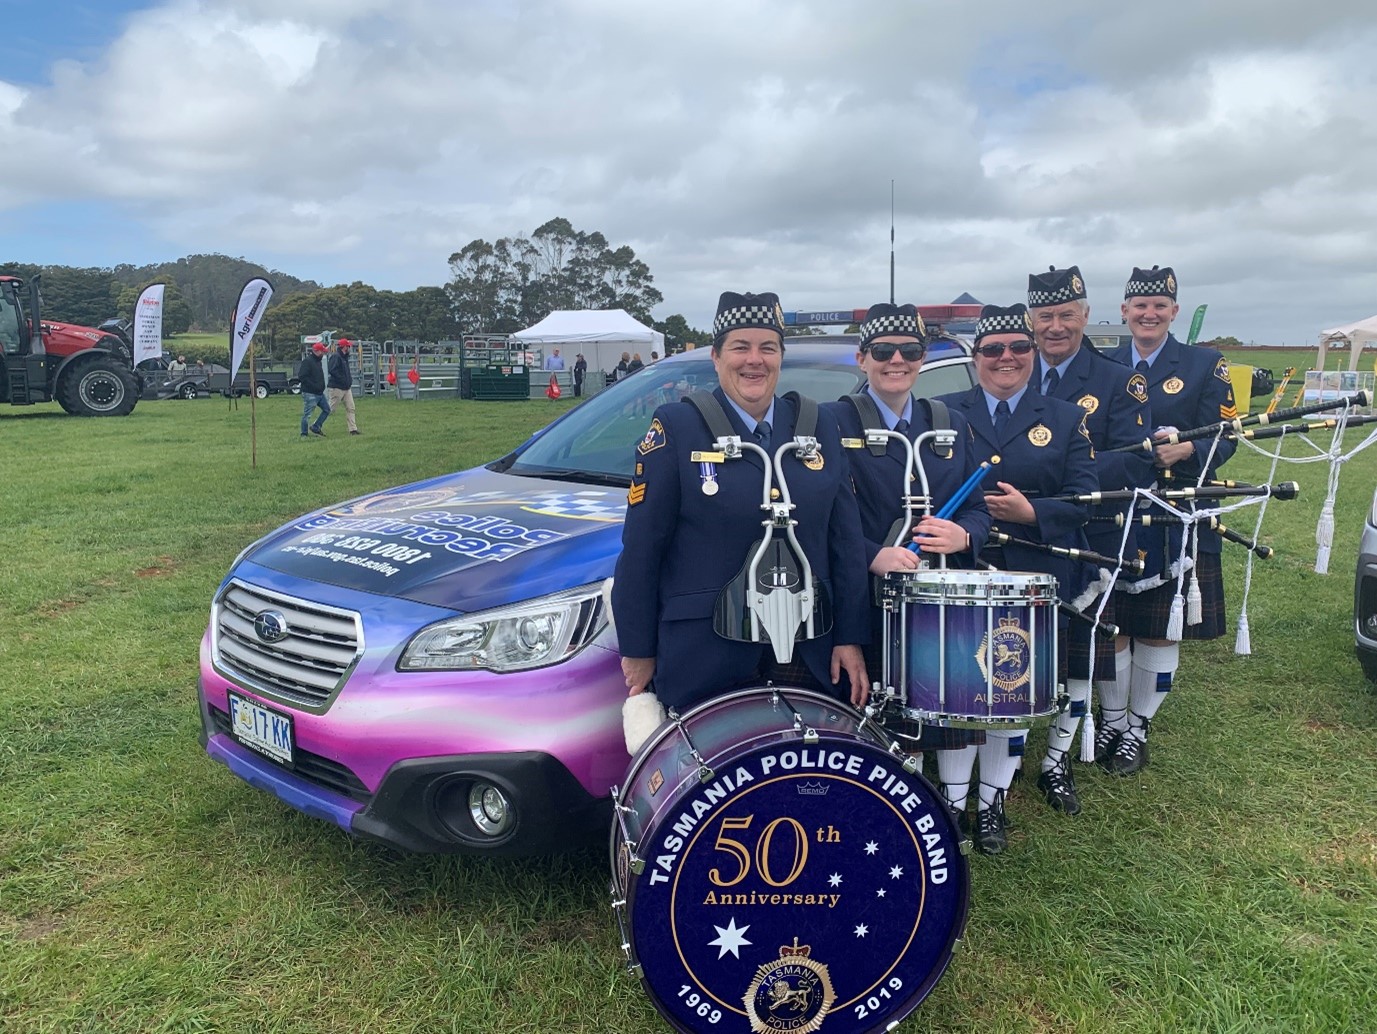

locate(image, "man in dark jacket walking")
(299, 341), (330, 437)
(328, 338), (360, 434)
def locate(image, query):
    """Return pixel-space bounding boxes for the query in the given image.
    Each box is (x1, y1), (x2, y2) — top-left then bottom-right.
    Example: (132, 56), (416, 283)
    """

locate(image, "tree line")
(3, 220), (711, 362)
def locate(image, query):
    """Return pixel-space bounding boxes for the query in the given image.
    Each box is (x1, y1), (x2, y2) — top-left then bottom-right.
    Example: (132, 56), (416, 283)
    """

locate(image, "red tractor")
(1, 273), (142, 416)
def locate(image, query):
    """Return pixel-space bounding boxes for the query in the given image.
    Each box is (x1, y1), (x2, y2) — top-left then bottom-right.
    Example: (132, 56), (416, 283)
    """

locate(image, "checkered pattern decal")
(520, 490), (627, 522)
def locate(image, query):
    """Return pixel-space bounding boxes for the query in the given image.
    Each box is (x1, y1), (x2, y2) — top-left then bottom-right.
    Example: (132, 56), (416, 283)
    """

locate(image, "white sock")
(936, 745), (977, 812)
(1101, 646), (1132, 732)
(1044, 678), (1090, 770)
(1127, 641), (1178, 743)
(978, 732), (1024, 809)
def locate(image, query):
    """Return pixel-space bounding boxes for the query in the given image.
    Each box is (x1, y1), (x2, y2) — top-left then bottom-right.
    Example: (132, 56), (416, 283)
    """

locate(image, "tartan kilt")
(1117, 552), (1227, 640)
(1066, 593), (1118, 679)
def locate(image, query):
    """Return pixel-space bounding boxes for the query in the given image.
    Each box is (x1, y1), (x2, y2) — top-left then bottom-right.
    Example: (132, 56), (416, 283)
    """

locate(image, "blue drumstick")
(909, 460), (996, 551)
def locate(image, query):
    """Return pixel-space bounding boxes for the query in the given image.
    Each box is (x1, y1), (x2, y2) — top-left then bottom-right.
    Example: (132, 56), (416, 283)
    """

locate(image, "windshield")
(507, 343), (973, 482)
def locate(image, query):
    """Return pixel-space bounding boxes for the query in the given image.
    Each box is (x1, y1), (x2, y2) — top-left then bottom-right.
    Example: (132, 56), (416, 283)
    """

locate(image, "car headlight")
(398, 582), (607, 672)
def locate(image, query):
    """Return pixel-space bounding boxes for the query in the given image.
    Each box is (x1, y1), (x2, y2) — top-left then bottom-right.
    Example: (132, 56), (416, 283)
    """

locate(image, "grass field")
(1, 393), (1375, 1033)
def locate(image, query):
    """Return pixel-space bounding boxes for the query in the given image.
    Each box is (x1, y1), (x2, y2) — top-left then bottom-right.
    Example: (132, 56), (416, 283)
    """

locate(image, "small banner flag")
(546, 373), (561, 400)
(407, 359), (420, 386)
(387, 355), (397, 385)
(228, 277), (274, 383)
(131, 283), (165, 366)
(1186, 304), (1208, 345)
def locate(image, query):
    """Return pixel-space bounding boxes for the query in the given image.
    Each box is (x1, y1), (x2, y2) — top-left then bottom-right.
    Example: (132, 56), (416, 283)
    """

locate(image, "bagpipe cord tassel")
(1079, 703), (1097, 764)
(1186, 522), (1203, 626)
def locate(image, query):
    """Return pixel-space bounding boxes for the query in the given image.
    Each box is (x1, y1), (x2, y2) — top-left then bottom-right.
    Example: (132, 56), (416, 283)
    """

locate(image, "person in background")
(614, 352), (631, 380)
(328, 337), (360, 435)
(168, 354), (187, 376)
(298, 341), (330, 438)
(650, 351), (660, 362)
(627, 352), (645, 374)
(545, 348), (566, 371)
(573, 352), (587, 397)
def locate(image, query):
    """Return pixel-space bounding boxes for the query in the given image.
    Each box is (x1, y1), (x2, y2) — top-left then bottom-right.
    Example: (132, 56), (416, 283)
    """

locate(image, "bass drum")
(610, 685), (968, 1033)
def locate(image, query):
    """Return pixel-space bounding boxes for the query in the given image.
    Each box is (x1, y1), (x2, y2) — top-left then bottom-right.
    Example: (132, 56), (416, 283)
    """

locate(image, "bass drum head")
(624, 691), (968, 1033)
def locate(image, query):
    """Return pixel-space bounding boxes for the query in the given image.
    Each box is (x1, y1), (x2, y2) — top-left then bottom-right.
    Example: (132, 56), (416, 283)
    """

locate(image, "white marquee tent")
(1318, 314), (1377, 370)
(512, 309), (665, 380)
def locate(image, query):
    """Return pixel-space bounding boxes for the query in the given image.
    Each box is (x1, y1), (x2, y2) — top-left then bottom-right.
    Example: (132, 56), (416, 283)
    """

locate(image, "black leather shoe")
(310, 426), (326, 437)
(1036, 759), (1082, 815)
(1094, 713), (1120, 772)
(1107, 732), (1149, 776)
(974, 791), (1008, 855)
(349, 429), (361, 435)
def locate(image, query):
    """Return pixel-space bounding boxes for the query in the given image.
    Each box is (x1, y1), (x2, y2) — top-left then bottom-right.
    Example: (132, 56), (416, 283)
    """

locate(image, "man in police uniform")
(1106, 266), (1237, 775)
(612, 291), (870, 720)
(1027, 266), (1154, 814)
(935, 304), (1097, 853)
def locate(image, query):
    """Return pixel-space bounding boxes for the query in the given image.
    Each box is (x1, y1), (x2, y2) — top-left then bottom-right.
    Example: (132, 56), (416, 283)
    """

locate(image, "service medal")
(1164, 376), (1185, 395)
(702, 480), (719, 496)
(699, 460), (719, 496)
(1028, 424), (1052, 447)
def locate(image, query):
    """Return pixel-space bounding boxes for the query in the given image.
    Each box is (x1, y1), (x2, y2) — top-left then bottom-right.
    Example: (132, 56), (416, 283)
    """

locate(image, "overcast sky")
(2, 0), (1375, 344)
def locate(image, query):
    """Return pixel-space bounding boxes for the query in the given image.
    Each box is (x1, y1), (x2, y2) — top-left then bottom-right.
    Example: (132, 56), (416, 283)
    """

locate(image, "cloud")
(1, 0), (1376, 342)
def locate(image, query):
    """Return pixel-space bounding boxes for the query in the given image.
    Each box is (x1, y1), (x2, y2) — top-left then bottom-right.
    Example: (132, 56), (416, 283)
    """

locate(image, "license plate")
(228, 691), (294, 765)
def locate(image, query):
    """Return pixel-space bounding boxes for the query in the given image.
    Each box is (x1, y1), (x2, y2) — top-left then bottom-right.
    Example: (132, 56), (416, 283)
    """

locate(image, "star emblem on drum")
(876, 887), (887, 898)
(709, 917), (753, 959)
(864, 841), (878, 855)
(854, 924), (869, 938)
(889, 864), (904, 879)
(828, 873), (842, 887)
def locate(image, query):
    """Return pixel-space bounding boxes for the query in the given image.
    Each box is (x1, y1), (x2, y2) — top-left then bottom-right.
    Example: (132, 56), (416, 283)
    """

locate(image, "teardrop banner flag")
(546, 373), (561, 399)
(387, 355), (398, 385)
(131, 283), (165, 367)
(1187, 304), (1208, 345)
(227, 276), (274, 469)
(407, 359), (420, 386)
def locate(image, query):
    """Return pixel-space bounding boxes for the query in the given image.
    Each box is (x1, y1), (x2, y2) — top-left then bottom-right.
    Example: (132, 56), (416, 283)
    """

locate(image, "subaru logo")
(253, 610), (290, 644)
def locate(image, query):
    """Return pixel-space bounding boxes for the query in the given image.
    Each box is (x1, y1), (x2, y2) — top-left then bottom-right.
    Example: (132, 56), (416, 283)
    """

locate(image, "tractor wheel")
(180, 382), (199, 400)
(254, 383), (270, 400)
(57, 356), (140, 416)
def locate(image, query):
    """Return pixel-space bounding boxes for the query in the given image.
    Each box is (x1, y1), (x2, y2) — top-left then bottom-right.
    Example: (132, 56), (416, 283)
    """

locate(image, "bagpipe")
(1041, 480), (1300, 505)
(1089, 512), (1275, 559)
(1107, 389), (1373, 454)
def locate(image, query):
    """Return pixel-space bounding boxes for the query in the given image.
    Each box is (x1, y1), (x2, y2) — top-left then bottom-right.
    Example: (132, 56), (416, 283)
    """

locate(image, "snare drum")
(880, 569), (1060, 728)
(610, 685), (968, 1034)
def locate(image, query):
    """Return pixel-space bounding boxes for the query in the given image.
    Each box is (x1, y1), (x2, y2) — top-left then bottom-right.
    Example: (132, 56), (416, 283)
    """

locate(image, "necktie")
(754, 421), (772, 451)
(993, 399), (1011, 438)
(1136, 359), (1149, 375)
(1043, 368), (1060, 396)
(893, 418), (910, 436)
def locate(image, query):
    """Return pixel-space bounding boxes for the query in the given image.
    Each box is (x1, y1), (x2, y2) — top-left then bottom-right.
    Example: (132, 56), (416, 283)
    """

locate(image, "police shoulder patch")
(1214, 356), (1231, 383)
(1127, 373), (1149, 404)
(636, 418), (667, 456)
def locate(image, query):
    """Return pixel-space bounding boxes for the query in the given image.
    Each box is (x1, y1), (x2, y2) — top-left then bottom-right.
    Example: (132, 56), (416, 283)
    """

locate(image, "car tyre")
(180, 382), (199, 400)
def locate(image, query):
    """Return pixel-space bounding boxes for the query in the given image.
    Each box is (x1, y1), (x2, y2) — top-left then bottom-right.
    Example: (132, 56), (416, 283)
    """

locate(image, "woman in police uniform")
(612, 291), (870, 727)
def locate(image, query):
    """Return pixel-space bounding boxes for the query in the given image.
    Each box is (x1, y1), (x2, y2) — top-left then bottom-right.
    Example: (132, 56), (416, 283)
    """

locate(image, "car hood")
(241, 466), (627, 613)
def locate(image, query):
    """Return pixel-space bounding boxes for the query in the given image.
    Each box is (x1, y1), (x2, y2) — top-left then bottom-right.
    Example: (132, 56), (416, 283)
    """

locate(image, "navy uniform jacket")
(1034, 339), (1154, 560)
(1108, 334), (1237, 563)
(938, 386), (1098, 604)
(612, 388), (870, 710)
(821, 396), (991, 569)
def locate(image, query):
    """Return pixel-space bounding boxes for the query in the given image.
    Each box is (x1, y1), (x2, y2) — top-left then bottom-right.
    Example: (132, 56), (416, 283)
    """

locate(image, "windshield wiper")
(506, 467), (631, 488)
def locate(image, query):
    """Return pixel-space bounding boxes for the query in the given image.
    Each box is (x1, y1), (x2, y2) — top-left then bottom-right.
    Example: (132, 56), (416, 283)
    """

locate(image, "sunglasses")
(973, 340), (1035, 358)
(865, 342), (926, 362)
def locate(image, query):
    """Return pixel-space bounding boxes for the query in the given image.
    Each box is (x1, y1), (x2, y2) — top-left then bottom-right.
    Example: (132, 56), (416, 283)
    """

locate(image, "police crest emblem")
(1127, 373), (1149, 403)
(637, 419), (667, 455)
(1077, 394), (1099, 415)
(1164, 377), (1185, 395)
(1028, 424), (1052, 447)
(1070, 274), (1084, 295)
(1166, 273), (1177, 295)
(976, 616), (1032, 695)
(1214, 356), (1231, 383)
(744, 938), (836, 1034)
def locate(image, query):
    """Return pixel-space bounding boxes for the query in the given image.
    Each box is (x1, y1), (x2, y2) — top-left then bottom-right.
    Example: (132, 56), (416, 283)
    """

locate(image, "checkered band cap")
(1124, 265), (1177, 300)
(713, 291), (785, 343)
(860, 302), (926, 349)
(974, 303), (1034, 343)
(1027, 265), (1087, 308)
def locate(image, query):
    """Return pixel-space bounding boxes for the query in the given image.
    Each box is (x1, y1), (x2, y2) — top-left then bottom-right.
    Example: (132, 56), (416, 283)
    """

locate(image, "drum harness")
(684, 390), (833, 665)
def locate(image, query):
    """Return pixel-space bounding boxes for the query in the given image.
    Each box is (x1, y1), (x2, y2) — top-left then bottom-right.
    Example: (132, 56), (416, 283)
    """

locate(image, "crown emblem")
(779, 938), (812, 959)
(796, 781), (829, 797)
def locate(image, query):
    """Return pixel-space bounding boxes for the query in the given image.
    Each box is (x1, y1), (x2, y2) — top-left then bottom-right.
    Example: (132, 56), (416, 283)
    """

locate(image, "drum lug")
(609, 785), (645, 875)
(793, 713), (819, 745)
(610, 888), (643, 976)
(901, 753), (921, 774)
